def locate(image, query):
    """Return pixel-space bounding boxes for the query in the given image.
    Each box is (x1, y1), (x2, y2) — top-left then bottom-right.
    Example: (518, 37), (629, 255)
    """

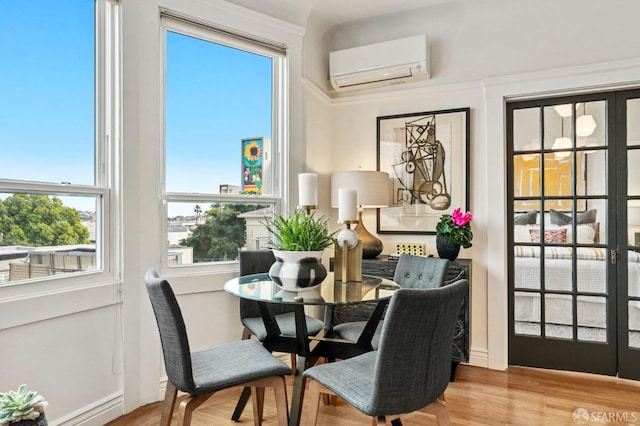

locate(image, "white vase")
(269, 249), (327, 291)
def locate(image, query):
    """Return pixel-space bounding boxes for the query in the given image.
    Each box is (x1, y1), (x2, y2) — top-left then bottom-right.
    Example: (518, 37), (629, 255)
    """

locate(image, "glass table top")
(224, 272), (399, 306)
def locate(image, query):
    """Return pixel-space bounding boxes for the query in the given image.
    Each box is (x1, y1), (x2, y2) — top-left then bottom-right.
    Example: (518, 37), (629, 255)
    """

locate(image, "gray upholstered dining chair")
(332, 254), (449, 347)
(231, 250), (324, 422)
(238, 250), (324, 365)
(144, 268), (291, 426)
(303, 279), (468, 425)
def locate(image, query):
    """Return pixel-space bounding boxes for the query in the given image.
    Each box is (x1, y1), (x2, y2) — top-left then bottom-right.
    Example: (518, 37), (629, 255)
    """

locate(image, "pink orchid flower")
(452, 207), (473, 227)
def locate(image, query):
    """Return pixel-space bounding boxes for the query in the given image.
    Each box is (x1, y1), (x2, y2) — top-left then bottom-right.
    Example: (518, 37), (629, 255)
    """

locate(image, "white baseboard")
(468, 348), (489, 368)
(51, 392), (123, 426)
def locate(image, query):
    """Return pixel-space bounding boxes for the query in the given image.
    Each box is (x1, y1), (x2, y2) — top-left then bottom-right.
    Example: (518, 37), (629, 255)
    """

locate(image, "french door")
(507, 89), (640, 380)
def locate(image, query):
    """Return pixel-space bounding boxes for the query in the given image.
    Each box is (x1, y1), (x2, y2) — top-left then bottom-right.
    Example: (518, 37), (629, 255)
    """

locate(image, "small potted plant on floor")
(0, 385), (48, 426)
(265, 209), (336, 291)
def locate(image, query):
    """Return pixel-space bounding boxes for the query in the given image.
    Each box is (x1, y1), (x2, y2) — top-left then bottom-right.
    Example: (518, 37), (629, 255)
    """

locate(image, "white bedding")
(514, 247), (640, 332)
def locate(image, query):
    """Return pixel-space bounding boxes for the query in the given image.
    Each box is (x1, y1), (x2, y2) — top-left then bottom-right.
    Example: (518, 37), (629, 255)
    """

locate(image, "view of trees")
(180, 203), (263, 262)
(0, 194), (90, 246)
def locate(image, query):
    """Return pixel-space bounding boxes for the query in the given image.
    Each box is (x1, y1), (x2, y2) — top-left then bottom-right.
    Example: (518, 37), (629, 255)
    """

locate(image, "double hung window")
(162, 13), (286, 266)
(0, 0), (118, 285)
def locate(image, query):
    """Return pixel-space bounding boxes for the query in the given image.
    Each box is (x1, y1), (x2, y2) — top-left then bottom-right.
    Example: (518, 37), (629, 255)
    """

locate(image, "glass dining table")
(224, 271), (399, 426)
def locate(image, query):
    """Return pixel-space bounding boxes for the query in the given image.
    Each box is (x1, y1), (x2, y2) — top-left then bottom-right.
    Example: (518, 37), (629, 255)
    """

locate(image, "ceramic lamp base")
(354, 210), (383, 259)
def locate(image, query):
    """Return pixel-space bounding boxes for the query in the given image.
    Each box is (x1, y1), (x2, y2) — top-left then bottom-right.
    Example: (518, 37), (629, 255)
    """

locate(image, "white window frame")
(0, 0), (120, 295)
(160, 12), (288, 273)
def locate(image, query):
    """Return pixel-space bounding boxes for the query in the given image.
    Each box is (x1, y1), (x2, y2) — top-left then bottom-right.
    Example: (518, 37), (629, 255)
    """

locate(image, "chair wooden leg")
(419, 398), (450, 426)
(302, 379), (324, 426)
(160, 382), (178, 426)
(290, 353), (297, 375)
(235, 323), (252, 422)
(242, 327), (252, 340)
(373, 415), (386, 425)
(272, 376), (290, 426)
(232, 387), (251, 421)
(322, 393), (332, 405)
(177, 393), (214, 426)
(251, 387), (265, 426)
(243, 376), (289, 426)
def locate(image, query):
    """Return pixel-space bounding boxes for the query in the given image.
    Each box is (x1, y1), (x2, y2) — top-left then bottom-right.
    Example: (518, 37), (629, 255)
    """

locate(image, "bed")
(513, 245), (640, 343)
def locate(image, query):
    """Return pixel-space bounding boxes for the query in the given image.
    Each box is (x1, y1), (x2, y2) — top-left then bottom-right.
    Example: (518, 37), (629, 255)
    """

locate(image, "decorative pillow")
(557, 222), (600, 244)
(514, 210), (538, 225)
(589, 222), (601, 244)
(550, 209), (597, 225)
(529, 228), (567, 243)
(514, 225), (535, 242)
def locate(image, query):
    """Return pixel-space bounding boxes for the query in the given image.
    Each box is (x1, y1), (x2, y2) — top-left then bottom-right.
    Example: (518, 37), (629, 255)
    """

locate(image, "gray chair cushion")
(191, 339), (291, 394)
(242, 311), (324, 341)
(304, 352), (378, 413)
(332, 320), (382, 348)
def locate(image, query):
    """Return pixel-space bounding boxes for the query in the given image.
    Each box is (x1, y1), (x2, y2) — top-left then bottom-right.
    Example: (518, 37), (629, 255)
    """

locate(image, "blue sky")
(1, 1), (272, 216)
(166, 31), (272, 195)
(0, 1), (94, 186)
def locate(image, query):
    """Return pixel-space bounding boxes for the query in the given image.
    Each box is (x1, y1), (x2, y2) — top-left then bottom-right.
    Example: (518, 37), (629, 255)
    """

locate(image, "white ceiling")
(222, 0), (444, 29)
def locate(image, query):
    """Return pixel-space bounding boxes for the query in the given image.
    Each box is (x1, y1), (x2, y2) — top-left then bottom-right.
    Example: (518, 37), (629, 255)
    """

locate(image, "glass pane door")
(510, 90), (640, 380)
(618, 92), (640, 379)
(508, 94), (617, 376)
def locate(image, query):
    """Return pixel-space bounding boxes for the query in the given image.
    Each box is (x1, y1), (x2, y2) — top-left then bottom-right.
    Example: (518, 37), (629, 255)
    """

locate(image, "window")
(0, 0), (118, 284)
(162, 13), (286, 265)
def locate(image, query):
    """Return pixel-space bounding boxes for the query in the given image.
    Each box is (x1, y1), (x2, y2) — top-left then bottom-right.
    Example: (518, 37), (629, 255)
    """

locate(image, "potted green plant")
(435, 207), (473, 260)
(0, 385), (48, 426)
(264, 209), (336, 291)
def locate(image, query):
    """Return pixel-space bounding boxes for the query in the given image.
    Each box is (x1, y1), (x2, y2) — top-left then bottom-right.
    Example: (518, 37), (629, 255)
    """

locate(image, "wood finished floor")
(107, 365), (640, 425)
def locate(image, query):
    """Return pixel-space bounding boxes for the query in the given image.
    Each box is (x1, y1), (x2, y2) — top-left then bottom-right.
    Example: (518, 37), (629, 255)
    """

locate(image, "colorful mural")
(242, 138), (264, 194)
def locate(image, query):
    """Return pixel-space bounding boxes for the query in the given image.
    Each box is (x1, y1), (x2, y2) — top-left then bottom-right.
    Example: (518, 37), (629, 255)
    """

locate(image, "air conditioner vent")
(329, 35), (429, 92)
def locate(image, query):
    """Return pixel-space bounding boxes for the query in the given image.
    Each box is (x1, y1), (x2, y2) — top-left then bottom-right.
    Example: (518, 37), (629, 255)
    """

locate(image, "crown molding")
(303, 77), (484, 106)
(302, 78), (332, 104)
(186, 0), (306, 38)
(484, 57), (640, 98)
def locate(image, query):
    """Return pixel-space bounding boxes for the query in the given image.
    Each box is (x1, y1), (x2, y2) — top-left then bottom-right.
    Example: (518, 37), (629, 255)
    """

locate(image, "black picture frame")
(376, 107), (470, 235)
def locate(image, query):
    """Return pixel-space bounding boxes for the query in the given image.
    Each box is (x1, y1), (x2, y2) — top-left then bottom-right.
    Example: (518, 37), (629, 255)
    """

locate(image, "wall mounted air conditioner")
(329, 34), (429, 92)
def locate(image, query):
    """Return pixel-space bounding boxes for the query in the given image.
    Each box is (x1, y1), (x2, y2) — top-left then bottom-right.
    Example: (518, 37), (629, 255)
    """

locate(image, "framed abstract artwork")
(376, 108), (470, 234)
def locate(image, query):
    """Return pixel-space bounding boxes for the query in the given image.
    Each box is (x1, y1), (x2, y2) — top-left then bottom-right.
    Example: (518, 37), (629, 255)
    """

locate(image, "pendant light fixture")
(552, 113), (571, 159)
(576, 103), (597, 137)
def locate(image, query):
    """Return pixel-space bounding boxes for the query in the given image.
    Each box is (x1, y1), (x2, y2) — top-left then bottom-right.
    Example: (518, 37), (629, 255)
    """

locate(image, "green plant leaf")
(263, 210), (335, 251)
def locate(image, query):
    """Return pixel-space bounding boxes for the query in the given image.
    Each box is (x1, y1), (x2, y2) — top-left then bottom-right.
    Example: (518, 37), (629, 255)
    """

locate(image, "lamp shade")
(298, 173), (318, 207)
(330, 171), (390, 208)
